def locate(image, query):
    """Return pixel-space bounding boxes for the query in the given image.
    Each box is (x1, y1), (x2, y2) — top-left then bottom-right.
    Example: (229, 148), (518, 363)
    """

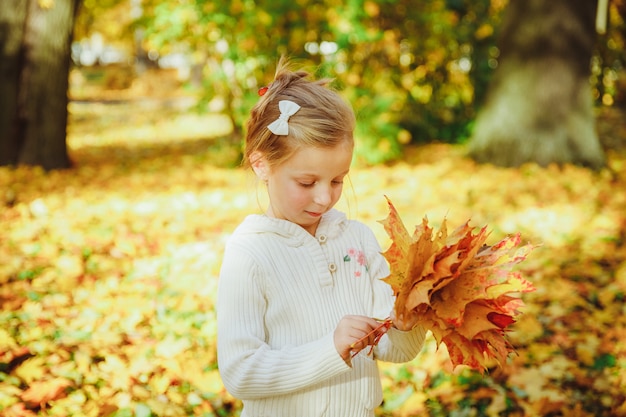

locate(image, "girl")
(217, 58), (426, 417)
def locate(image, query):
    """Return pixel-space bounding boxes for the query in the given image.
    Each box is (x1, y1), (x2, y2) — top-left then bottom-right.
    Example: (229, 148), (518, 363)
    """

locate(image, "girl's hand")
(333, 315), (388, 363)
(390, 308), (420, 331)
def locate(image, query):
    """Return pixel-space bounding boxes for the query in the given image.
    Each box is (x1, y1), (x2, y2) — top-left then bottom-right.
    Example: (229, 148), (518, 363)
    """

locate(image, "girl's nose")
(314, 185), (332, 206)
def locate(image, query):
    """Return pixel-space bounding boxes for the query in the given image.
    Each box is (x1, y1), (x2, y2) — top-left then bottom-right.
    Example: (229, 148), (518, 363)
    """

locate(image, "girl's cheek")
(333, 187), (343, 203)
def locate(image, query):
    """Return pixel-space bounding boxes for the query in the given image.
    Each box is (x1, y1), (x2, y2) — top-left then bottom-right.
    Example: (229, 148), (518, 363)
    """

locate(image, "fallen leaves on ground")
(1, 101), (626, 416)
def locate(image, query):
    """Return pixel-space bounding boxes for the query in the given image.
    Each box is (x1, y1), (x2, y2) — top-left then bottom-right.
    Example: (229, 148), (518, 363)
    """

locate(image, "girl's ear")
(250, 151), (269, 181)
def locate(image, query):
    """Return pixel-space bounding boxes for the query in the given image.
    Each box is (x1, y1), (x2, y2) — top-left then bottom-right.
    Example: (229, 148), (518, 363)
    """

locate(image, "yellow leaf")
(155, 335), (191, 359)
(54, 253), (84, 281)
(575, 334), (600, 367)
(15, 356), (47, 384)
(0, 382), (22, 397)
(398, 391), (428, 416)
(0, 328), (17, 351)
(150, 374), (172, 395)
(98, 354), (132, 390)
(38, 0), (54, 9)
(378, 195), (413, 261)
(2, 403), (39, 417)
(509, 313), (544, 345)
(475, 23), (494, 40)
(486, 389), (508, 417)
(187, 369), (224, 394)
(21, 378), (71, 405)
(167, 389), (185, 405)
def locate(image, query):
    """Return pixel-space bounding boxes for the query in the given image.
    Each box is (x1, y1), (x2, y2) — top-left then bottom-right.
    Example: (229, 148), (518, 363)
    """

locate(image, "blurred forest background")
(1, 0), (626, 416)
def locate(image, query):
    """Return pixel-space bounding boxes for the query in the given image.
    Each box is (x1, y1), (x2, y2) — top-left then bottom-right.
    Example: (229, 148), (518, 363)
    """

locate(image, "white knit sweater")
(217, 209), (426, 417)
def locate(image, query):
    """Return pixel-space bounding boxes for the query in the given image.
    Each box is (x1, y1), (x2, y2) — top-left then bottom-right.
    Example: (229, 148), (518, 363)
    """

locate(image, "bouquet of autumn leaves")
(375, 196), (536, 372)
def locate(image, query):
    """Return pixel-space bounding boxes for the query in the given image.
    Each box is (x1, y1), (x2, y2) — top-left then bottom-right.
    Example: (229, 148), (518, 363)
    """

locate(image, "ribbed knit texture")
(217, 209), (426, 417)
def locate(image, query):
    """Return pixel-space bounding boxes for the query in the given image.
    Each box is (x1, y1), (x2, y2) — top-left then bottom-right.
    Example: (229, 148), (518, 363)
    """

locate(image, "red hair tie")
(258, 85), (269, 96)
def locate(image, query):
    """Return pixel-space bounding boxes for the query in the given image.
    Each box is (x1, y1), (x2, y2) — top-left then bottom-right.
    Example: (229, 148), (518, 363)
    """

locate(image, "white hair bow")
(267, 100), (301, 135)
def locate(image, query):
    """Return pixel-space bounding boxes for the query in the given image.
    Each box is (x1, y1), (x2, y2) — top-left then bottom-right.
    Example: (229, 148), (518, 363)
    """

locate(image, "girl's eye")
(297, 179), (343, 187)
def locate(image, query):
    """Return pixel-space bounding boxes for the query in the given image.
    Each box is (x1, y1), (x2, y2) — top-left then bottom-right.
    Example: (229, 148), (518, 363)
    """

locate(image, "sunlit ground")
(1, 69), (625, 416)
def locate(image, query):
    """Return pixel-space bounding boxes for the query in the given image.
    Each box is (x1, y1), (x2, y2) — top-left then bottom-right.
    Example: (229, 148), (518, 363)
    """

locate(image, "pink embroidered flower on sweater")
(344, 248), (369, 277)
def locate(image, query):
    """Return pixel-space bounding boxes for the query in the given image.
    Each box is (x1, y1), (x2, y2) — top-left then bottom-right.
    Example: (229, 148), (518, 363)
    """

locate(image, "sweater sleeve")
(216, 243), (350, 400)
(370, 268), (427, 363)
(360, 224), (427, 363)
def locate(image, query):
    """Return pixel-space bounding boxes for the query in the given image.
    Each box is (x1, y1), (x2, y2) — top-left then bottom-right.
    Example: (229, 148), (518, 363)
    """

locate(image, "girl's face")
(259, 142), (353, 235)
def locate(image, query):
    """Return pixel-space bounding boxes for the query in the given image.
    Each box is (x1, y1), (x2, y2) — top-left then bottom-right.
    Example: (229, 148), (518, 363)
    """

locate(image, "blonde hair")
(244, 57), (356, 169)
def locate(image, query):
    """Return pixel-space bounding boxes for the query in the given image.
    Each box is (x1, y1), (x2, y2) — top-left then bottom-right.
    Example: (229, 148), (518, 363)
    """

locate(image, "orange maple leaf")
(20, 378), (72, 406)
(3, 403), (39, 417)
(379, 196), (536, 372)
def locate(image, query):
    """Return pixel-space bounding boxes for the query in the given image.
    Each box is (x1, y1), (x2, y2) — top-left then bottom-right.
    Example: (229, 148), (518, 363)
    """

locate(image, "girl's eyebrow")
(295, 169), (350, 178)
(333, 170), (351, 180)
(329, 169), (350, 178)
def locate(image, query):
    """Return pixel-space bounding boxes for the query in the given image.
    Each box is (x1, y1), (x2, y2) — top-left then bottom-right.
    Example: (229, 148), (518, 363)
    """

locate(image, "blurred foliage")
(73, 0), (625, 164)
(593, 1), (626, 107)
(74, 0), (134, 49)
(1, 96), (626, 416)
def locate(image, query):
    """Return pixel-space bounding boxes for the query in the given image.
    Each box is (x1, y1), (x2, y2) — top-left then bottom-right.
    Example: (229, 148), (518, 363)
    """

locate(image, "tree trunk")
(0, 0), (79, 170)
(467, 0), (606, 170)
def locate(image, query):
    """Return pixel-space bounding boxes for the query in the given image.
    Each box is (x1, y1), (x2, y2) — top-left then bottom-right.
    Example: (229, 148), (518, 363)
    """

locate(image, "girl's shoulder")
(225, 214), (308, 250)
